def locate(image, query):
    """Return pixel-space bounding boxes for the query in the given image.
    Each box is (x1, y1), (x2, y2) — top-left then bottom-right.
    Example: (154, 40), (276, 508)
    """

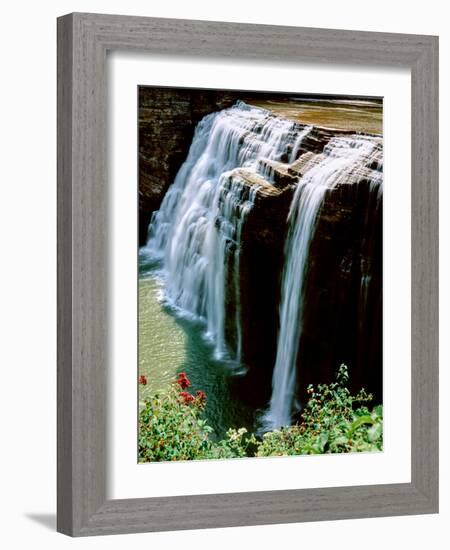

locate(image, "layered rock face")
(223, 141), (382, 407)
(140, 97), (383, 421)
(292, 146), (383, 402)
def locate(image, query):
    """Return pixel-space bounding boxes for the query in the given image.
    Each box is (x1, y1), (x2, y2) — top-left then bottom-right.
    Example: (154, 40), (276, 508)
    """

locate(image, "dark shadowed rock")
(217, 143), (382, 406)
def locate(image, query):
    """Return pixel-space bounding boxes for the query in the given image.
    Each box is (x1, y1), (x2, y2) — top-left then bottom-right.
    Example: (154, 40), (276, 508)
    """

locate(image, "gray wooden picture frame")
(57, 12), (439, 537)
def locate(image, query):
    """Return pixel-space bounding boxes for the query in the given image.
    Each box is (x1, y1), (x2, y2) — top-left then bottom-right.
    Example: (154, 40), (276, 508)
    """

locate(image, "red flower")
(179, 391), (195, 405)
(175, 372), (191, 389)
(139, 375), (147, 386)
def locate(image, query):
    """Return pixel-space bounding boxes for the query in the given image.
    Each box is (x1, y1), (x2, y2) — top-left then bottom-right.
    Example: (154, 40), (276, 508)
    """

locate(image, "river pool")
(138, 256), (258, 439)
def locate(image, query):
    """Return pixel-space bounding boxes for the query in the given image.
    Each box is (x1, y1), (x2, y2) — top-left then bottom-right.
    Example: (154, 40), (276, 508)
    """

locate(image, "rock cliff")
(222, 140), (382, 403)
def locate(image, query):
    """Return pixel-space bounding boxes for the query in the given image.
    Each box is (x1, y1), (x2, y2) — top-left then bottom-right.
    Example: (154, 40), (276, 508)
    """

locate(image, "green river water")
(138, 259), (257, 440)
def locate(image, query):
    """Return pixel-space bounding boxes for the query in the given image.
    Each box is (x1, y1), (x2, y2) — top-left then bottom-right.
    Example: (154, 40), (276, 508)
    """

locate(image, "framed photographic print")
(57, 13), (438, 536)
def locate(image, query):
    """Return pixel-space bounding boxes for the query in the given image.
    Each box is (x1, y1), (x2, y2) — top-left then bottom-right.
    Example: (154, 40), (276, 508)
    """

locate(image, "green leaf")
(333, 436), (348, 447)
(311, 431), (329, 453)
(372, 405), (383, 420)
(347, 415), (374, 437)
(367, 422), (382, 442)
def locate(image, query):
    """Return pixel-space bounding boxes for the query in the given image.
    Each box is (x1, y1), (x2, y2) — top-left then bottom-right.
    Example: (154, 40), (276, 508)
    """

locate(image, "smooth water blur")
(139, 256), (256, 440)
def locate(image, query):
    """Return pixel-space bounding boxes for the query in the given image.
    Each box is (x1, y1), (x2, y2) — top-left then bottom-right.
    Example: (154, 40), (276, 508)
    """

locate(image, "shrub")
(138, 366), (382, 462)
(139, 373), (211, 462)
(207, 427), (257, 460)
(256, 364), (383, 456)
(139, 373), (255, 462)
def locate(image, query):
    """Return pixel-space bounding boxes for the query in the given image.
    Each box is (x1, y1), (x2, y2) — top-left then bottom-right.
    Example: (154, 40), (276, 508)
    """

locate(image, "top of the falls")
(182, 101), (384, 206)
(236, 98), (383, 136)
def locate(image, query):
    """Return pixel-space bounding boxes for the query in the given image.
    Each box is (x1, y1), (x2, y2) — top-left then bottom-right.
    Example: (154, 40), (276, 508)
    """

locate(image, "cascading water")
(264, 135), (383, 430)
(203, 175), (260, 360)
(144, 101), (311, 361)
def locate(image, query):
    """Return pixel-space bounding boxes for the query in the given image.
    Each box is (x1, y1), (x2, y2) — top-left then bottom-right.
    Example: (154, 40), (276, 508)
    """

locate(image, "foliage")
(256, 364), (383, 456)
(138, 366), (382, 462)
(207, 427), (257, 460)
(138, 373), (254, 462)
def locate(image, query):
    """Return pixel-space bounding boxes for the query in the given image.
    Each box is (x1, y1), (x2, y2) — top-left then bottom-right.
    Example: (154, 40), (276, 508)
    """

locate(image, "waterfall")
(203, 175), (260, 360)
(264, 134), (383, 430)
(145, 101), (311, 361)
